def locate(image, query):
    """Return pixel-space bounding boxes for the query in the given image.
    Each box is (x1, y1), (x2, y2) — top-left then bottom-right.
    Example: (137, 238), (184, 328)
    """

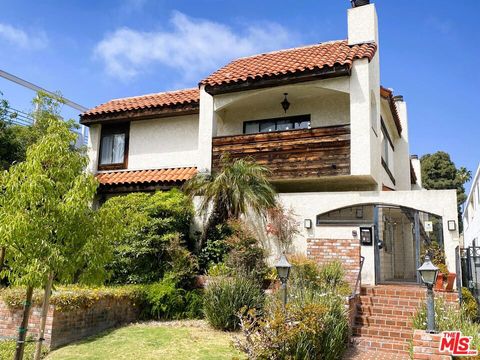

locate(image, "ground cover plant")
(46, 322), (243, 360)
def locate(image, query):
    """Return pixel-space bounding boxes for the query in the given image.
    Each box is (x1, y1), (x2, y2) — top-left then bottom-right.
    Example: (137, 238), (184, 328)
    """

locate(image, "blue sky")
(0, 0), (479, 191)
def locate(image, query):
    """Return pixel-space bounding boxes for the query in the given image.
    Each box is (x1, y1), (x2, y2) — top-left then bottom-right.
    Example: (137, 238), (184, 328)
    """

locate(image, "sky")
(0, 0), (479, 191)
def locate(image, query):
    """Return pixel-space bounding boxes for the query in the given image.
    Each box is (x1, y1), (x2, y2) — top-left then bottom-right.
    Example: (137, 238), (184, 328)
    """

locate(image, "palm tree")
(183, 155), (277, 251)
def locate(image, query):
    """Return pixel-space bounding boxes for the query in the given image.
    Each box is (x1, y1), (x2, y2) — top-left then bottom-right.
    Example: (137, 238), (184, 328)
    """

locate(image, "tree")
(421, 151), (472, 232)
(0, 104), (119, 359)
(0, 92), (27, 170)
(183, 155), (277, 252)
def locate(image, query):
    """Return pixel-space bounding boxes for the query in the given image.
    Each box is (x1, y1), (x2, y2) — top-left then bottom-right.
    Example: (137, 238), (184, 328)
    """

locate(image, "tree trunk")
(34, 272), (54, 360)
(14, 286), (34, 360)
(0, 247), (6, 269)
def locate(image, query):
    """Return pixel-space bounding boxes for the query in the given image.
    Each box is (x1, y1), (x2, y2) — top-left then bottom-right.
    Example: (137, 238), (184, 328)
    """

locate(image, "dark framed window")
(98, 123), (129, 170)
(243, 115), (311, 134)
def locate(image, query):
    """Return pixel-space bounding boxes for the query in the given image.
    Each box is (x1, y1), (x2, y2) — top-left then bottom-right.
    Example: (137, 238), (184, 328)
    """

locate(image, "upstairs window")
(98, 123), (129, 170)
(243, 115), (311, 134)
(381, 118), (395, 184)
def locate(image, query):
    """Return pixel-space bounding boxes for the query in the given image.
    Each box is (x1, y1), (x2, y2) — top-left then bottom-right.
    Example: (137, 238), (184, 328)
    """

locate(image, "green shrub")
(204, 276), (264, 331)
(236, 291), (349, 360)
(224, 220), (268, 282)
(462, 287), (478, 321)
(0, 339), (48, 359)
(412, 297), (480, 355)
(289, 256), (350, 296)
(199, 223), (232, 270)
(0, 285), (145, 311)
(101, 189), (195, 284)
(142, 276), (203, 320)
(289, 255), (321, 289)
(207, 262), (232, 277)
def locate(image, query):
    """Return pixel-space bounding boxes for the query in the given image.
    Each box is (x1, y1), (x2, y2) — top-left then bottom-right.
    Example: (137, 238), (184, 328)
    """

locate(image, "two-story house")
(80, 2), (460, 353)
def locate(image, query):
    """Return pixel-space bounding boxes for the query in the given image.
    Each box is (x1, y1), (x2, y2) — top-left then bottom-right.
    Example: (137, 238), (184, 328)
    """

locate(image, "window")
(243, 115), (311, 134)
(381, 119), (394, 168)
(98, 123), (129, 170)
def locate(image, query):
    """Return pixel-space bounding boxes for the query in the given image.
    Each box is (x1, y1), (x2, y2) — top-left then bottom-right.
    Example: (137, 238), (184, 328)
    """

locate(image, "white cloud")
(94, 11), (297, 82)
(0, 23), (48, 49)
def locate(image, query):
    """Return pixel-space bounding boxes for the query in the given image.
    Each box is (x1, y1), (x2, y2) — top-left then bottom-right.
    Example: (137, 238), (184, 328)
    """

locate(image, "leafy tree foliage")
(0, 96), (120, 359)
(0, 93), (27, 170)
(101, 189), (196, 285)
(421, 151), (472, 231)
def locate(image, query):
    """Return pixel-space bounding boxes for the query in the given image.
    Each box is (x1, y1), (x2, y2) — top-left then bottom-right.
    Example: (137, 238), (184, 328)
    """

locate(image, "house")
(80, 1), (460, 354)
(463, 164), (480, 247)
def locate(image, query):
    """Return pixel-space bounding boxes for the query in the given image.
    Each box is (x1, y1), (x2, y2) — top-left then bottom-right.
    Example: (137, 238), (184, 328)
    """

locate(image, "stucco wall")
(273, 190), (459, 285)
(128, 114), (199, 170)
(463, 165), (480, 247)
(216, 89), (350, 137)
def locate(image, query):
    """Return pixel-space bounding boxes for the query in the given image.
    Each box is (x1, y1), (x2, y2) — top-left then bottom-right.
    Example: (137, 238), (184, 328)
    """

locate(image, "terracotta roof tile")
(96, 167), (197, 186)
(201, 40), (377, 88)
(380, 86), (402, 135)
(82, 88), (199, 119)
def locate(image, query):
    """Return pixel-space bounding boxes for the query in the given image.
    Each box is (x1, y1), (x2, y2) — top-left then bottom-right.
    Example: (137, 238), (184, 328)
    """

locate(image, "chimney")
(348, 1), (378, 46)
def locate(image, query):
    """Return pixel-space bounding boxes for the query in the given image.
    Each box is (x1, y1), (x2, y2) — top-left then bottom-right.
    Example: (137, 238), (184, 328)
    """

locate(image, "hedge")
(0, 285), (145, 312)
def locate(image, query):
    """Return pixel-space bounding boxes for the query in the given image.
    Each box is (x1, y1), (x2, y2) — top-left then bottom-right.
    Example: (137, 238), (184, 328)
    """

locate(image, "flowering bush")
(236, 291), (348, 360)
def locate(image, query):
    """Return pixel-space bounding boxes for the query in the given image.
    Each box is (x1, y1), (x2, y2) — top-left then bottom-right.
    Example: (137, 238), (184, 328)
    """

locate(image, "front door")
(374, 206), (420, 284)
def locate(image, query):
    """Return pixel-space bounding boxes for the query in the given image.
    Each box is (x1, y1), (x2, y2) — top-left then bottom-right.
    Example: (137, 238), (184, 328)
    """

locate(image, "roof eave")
(80, 103), (199, 126)
(203, 64), (352, 96)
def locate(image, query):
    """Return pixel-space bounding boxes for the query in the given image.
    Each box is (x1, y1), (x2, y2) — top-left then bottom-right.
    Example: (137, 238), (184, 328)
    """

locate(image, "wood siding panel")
(212, 125), (351, 179)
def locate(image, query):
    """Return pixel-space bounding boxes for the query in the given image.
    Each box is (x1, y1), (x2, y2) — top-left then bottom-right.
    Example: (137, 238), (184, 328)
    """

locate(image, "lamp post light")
(417, 255), (439, 333)
(275, 253), (292, 309)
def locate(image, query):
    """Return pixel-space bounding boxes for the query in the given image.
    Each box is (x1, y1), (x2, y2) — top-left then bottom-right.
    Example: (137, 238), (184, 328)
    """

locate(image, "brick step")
(360, 286), (459, 303)
(357, 304), (417, 318)
(359, 295), (424, 309)
(361, 286), (427, 299)
(352, 325), (413, 341)
(352, 335), (410, 354)
(354, 315), (413, 330)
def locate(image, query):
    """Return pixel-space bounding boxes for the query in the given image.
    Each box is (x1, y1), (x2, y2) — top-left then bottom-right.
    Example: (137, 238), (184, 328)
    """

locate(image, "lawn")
(46, 320), (244, 360)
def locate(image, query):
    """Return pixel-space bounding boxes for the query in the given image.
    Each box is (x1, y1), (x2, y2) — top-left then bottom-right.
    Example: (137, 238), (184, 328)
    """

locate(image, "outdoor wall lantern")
(281, 93), (290, 113)
(275, 253), (292, 309)
(447, 220), (456, 231)
(417, 255), (439, 333)
(304, 219), (312, 229)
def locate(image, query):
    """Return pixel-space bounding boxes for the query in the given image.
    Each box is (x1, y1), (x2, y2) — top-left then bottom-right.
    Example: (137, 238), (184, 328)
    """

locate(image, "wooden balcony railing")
(212, 125), (350, 179)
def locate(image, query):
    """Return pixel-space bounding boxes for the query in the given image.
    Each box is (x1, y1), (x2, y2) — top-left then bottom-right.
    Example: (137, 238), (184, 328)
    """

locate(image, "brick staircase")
(351, 285), (458, 356)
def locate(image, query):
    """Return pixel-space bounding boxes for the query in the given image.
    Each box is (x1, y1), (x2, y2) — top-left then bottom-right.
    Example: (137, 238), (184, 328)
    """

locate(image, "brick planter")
(412, 330), (452, 360)
(0, 297), (140, 349)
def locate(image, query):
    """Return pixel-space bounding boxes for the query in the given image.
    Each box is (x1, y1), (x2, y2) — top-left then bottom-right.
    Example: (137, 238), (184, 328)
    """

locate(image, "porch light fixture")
(447, 220), (456, 231)
(304, 219), (312, 229)
(275, 253), (292, 309)
(281, 93), (290, 113)
(417, 255), (439, 333)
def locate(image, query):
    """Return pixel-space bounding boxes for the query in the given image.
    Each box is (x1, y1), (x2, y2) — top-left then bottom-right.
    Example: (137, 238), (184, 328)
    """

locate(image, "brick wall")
(0, 297), (140, 349)
(307, 238), (361, 290)
(412, 330), (452, 360)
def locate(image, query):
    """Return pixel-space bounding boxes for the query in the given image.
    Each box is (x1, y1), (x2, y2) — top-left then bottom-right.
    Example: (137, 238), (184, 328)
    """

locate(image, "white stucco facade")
(463, 165), (480, 247)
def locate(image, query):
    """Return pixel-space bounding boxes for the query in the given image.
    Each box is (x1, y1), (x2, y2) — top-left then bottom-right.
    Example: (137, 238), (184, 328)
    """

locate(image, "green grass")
(46, 321), (244, 360)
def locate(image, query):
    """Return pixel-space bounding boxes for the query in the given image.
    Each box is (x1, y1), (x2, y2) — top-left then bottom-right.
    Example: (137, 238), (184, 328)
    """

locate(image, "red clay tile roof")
(201, 40), (377, 88)
(81, 88), (199, 122)
(380, 86), (402, 135)
(96, 167), (197, 186)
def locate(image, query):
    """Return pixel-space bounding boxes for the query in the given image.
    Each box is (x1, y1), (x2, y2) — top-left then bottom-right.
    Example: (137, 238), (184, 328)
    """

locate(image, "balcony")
(212, 125), (350, 180)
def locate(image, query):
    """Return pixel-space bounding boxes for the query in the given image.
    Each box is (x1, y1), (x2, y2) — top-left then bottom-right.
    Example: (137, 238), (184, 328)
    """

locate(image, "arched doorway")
(316, 203), (443, 284)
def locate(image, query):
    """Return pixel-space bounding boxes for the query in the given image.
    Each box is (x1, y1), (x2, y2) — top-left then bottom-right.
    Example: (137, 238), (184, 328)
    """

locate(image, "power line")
(0, 69), (88, 112)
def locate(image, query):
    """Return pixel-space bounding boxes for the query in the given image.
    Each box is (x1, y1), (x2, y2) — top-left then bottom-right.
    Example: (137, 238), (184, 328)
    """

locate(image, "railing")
(212, 125), (351, 179)
(352, 255), (365, 297)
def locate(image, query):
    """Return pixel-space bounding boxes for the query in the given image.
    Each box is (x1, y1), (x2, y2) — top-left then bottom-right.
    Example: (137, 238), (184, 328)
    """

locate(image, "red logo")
(439, 331), (478, 356)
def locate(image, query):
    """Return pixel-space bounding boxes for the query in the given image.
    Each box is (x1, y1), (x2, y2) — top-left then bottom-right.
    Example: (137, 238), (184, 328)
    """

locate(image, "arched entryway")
(316, 203), (443, 284)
